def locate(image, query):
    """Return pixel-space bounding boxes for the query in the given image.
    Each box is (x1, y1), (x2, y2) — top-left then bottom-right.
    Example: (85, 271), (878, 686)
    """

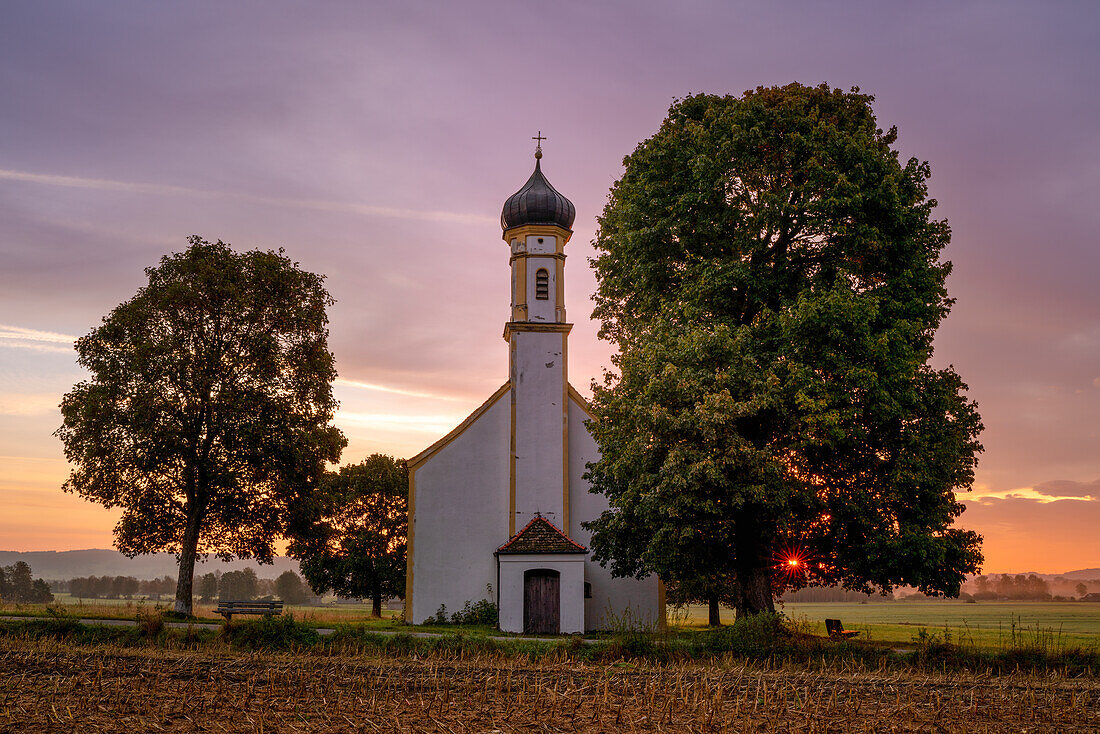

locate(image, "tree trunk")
(707, 595), (721, 627)
(174, 511), (203, 616)
(372, 591), (382, 618)
(733, 564), (775, 618)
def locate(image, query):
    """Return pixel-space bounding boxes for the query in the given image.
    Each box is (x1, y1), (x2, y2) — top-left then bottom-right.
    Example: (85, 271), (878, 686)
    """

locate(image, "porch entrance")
(523, 569), (560, 634)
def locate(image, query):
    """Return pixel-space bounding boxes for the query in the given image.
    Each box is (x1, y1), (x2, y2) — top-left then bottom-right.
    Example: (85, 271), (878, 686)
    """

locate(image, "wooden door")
(523, 569), (560, 634)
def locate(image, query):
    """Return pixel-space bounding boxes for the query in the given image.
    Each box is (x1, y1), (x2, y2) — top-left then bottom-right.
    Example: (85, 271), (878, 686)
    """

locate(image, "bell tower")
(500, 136), (576, 535)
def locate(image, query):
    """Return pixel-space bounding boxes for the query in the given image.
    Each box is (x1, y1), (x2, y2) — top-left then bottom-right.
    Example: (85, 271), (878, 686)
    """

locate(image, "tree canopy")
(0, 562), (54, 603)
(274, 570), (310, 605)
(289, 454), (408, 617)
(56, 237), (346, 615)
(584, 84), (984, 621)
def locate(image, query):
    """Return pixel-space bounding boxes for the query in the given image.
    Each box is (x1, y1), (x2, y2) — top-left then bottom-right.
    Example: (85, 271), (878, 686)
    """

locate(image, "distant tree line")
(65, 575), (176, 599)
(60, 570), (311, 604)
(780, 586), (894, 603)
(967, 574), (1054, 601)
(0, 562), (54, 603)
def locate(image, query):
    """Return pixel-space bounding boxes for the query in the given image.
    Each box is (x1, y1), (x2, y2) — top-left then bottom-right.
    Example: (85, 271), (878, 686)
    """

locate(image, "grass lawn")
(671, 600), (1100, 650)
(1, 595), (407, 627)
(0, 596), (511, 636)
(9, 596), (1099, 650)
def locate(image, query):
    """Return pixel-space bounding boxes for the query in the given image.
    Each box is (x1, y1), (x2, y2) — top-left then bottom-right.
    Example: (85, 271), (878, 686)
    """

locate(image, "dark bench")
(215, 600), (283, 621)
(825, 618), (860, 640)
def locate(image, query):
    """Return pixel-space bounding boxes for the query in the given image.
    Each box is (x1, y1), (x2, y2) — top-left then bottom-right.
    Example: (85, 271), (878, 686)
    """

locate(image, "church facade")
(404, 146), (662, 633)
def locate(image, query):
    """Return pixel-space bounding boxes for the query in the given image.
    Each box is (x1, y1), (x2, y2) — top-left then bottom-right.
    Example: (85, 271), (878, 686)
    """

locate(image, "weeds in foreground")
(0, 611), (1095, 675)
(221, 614), (320, 650)
(904, 614), (1097, 674)
(135, 608), (165, 639)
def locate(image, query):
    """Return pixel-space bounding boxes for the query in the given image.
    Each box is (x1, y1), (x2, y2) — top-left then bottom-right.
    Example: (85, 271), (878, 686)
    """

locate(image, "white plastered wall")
(567, 391), (662, 631)
(525, 256), (557, 322)
(524, 234), (558, 323)
(511, 330), (566, 528)
(409, 392), (511, 624)
(497, 554), (585, 634)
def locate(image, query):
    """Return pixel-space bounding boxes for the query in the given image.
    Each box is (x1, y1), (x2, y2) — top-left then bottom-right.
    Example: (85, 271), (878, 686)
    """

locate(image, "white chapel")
(404, 142), (662, 634)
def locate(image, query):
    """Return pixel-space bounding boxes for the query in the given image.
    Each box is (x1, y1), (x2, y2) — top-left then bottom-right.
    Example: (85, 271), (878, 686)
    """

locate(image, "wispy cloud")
(336, 411), (463, 435)
(334, 377), (466, 402)
(0, 393), (61, 416)
(1, 324), (470, 406)
(0, 324), (76, 353)
(0, 167), (496, 226)
(971, 484), (1097, 504)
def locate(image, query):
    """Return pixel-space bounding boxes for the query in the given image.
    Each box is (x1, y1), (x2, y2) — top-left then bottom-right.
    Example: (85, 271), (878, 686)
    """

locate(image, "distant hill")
(1062, 568), (1100, 580)
(0, 549), (302, 581)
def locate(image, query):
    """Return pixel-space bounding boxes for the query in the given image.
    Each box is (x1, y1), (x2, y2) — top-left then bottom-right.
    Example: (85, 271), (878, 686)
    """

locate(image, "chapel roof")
(500, 151), (576, 232)
(496, 514), (588, 555)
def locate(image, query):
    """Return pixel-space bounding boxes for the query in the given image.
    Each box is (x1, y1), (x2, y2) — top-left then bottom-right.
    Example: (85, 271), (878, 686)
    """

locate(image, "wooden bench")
(825, 618), (860, 640)
(215, 600), (283, 621)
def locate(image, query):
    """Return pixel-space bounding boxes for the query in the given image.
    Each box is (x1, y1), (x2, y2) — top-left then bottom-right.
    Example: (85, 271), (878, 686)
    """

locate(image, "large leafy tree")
(585, 84), (984, 622)
(57, 237), (346, 616)
(289, 454), (407, 617)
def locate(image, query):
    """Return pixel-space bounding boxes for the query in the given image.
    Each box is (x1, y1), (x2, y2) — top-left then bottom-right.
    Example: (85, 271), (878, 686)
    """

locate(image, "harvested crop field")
(1, 638), (1096, 733)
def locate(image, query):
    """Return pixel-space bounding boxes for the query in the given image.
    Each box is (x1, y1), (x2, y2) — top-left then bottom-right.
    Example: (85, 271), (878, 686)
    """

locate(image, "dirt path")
(1, 637), (1096, 733)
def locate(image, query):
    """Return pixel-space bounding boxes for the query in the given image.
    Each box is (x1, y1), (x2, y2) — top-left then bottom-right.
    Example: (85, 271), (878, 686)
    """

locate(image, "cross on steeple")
(533, 131), (546, 159)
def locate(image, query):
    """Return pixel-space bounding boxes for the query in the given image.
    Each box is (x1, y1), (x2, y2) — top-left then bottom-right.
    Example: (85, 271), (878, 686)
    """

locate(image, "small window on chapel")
(535, 268), (550, 300)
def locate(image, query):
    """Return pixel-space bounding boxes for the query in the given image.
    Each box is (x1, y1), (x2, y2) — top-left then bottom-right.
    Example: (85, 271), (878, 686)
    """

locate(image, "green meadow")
(8, 595), (1100, 651)
(675, 601), (1100, 649)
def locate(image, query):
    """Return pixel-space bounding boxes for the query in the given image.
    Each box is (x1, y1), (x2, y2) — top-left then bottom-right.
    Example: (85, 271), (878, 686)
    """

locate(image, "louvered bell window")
(535, 268), (549, 300)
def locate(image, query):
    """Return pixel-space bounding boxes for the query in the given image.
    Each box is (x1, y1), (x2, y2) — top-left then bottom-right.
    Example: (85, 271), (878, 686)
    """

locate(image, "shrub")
(426, 604), (449, 625)
(221, 614), (320, 650)
(699, 612), (788, 655)
(450, 599), (498, 626)
(424, 598), (499, 627)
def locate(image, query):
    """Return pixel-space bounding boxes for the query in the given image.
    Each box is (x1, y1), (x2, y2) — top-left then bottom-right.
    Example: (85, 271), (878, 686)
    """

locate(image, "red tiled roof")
(496, 515), (587, 555)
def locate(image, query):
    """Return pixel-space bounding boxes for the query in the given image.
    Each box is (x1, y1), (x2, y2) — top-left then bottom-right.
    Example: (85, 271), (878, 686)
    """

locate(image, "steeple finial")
(532, 130), (546, 160)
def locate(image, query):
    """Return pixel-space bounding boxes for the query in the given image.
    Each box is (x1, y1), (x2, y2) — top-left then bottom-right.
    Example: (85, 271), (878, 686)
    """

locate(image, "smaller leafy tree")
(1077, 582), (1089, 598)
(30, 580), (54, 603)
(1, 562), (54, 603)
(7, 562), (33, 600)
(219, 569), (259, 601)
(290, 454), (408, 617)
(197, 573), (219, 602)
(274, 571), (309, 605)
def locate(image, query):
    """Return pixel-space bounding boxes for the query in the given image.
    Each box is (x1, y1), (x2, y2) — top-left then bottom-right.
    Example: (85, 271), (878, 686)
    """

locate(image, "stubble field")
(1, 636), (1097, 733)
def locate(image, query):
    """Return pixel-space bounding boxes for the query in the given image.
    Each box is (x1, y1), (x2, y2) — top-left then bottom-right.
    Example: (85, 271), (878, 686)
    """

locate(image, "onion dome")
(500, 149), (576, 231)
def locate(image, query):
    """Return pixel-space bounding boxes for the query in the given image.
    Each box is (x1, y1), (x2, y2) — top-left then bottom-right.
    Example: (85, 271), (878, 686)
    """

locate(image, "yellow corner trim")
(561, 329), (569, 533)
(509, 252), (567, 265)
(503, 321), (573, 340)
(406, 381), (511, 470)
(567, 382), (596, 421)
(404, 465), (416, 622)
(501, 223), (572, 245)
(658, 577), (667, 631)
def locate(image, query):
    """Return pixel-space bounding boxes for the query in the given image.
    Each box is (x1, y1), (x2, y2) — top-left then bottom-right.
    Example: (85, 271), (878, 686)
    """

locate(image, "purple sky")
(2, 2), (1098, 573)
